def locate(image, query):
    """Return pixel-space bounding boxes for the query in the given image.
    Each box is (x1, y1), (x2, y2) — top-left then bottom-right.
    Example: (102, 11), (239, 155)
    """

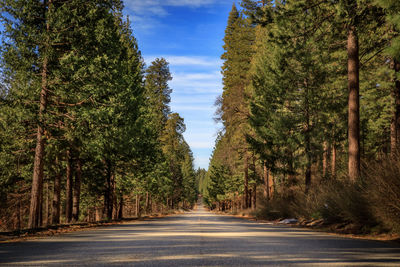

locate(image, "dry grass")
(363, 155), (400, 232)
(255, 156), (400, 234)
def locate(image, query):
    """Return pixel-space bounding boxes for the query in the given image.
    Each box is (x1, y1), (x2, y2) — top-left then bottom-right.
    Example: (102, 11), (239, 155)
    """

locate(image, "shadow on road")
(1, 205), (399, 266)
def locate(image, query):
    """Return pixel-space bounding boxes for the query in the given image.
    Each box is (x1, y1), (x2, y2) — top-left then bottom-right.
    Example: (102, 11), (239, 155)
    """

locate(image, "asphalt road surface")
(1, 205), (400, 266)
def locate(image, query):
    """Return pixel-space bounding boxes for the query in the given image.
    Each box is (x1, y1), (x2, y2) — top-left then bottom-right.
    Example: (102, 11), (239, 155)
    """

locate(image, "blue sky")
(123, 0), (237, 169)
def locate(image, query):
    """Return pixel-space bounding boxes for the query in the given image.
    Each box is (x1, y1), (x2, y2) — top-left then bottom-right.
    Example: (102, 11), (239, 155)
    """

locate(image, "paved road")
(1, 205), (400, 266)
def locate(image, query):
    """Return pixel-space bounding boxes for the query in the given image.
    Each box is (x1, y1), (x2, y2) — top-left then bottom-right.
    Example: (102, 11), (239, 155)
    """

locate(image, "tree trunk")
(112, 174), (117, 220)
(51, 158), (61, 225)
(391, 114), (397, 157)
(248, 189), (252, 209)
(322, 141), (329, 178)
(391, 59), (400, 158)
(65, 149), (73, 223)
(118, 193), (123, 219)
(72, 158), (82, 222)
(38, 178), (44, 227)
(149, 194), (152, 214)
(17, 197), (22, 230)
(331, 144), (337, 178)
(136, 194), (141, 218)
(244, 153), (249, 209)
(108, 172), (114, 220)
(44, 182), (49, 226)
(145, 191), (149, 213)
(305, 153), (312, 193)
(305, 83), (312, 193)
(268, 169), (274, 198)
(28, 11), (50, 228)
(252, 183), (256, 210)
(103, 161), (115, 220)
(263, 161), (269, 200)
(347, 25), (360, 181)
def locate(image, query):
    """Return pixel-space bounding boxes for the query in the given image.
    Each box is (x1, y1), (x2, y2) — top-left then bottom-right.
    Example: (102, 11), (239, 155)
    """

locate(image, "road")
(1, 205), (400, 266)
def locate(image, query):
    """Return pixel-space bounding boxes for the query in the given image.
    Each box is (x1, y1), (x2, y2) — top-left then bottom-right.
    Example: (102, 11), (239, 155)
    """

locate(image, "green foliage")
(208, 0), (400, 233)
(0, 0), (197, 230)
(207, 3), (257, 209)
(195, 168), (207, 195)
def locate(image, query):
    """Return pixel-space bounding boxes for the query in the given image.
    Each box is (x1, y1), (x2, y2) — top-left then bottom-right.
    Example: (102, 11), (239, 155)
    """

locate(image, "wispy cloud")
(145, 56), (222, 67)
(194, 156), (211, 169)
(187, 141), (214, 149)
(124, 0), (224, 17)
(171, 72), (222, 94)
(171, 105), (214, 112)
(130, 15), (162, 31)
(124, 0), (232, 32)
(173, 95), (217, 105)
(144, 56), (223, 94)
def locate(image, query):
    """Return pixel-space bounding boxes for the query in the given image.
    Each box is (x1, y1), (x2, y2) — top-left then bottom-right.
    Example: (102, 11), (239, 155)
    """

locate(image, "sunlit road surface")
(1, 205), (400, 266)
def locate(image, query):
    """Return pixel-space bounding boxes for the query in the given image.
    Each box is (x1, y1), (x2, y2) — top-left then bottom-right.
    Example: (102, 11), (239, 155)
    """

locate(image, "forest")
(1, 0), (400, 235)
(0, 0), (198, 231)
(200, 0), (400, 234)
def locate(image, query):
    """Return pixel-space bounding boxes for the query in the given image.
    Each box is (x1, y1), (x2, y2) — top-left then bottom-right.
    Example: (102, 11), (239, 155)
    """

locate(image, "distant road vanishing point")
(1, 204), (400, 266)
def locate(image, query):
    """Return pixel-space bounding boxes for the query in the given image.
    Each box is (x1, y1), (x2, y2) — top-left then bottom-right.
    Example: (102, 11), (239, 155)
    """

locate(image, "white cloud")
(183, 128), (217, 149)
(173, 94), (218, 105)
(187, 141), (213, 149)
(124, 0), (232, 32)
(171, 70), (222, 94)
(144, 56), (223, 94)
(172, 72), (220, 83)
(194, 156), (211, 169)
(124, 0), (222, 17)
(171, 104), (214, 112)
(145, 56), (222, 67)
(172, 72), (221, 82)
(165, 0), (217, 7)
(130, 15), (161, 31)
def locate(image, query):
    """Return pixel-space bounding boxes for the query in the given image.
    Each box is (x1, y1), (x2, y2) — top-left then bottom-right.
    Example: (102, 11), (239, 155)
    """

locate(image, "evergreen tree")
(145, 58), (172, 132)
(217, 4), (255, 208)
(374, 0), (400, 156)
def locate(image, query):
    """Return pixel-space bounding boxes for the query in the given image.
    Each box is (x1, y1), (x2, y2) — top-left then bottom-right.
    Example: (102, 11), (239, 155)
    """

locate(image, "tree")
(335, 0), (385, 180)
(374, 0), (400, 156)
(217, 4), (255, 208)
(145, 58), (172, 132)
(0, 0), (153, 228)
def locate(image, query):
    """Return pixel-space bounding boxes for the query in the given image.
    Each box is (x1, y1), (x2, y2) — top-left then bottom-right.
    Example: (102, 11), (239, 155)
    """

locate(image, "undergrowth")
(255, 155), (400, 234)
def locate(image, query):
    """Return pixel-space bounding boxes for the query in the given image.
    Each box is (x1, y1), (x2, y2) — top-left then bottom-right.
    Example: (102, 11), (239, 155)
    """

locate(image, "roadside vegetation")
(201, 0), (400, 235)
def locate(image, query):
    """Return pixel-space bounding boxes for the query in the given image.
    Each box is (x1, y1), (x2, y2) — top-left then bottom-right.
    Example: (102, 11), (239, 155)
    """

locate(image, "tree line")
(0, 0), (197, 231)
(203, 0), (400, 232)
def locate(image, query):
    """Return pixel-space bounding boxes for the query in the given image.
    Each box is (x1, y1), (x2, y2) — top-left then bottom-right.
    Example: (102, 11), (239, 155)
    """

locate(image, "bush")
(255, 188), (304, 220)
(314, 181), (374, 226)
(364, 156), (400, 232)
(255, 157), (400, 234)
(257, 180), (376, 228)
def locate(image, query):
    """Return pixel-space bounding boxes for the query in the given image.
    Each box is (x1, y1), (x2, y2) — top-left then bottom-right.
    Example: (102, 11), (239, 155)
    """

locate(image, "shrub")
(255, 157), (400, 234)
(364, 156), (400, 232)
(257, 180), (376, 228)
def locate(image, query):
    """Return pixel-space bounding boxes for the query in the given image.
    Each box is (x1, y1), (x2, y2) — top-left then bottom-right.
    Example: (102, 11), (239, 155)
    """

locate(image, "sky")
(123, 0), (237, 169)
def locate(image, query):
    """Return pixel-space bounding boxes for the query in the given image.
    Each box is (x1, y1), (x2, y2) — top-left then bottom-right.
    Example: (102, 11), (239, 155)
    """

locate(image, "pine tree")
(1, 0), (149, 227)
(335, 0), (385, 180)
(374, 0), (400, 156)
(217, 4), (255, 208)
(145, 58), (172, 132)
